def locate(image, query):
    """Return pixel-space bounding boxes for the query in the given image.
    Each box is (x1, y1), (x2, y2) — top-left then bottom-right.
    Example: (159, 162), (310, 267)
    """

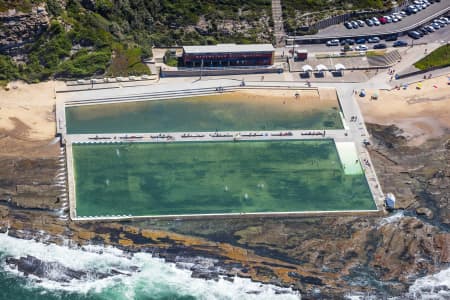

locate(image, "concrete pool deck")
(57, 81), (385, 220)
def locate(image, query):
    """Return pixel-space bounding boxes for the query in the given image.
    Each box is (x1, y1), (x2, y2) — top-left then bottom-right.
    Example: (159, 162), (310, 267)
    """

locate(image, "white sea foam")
(378, 211), (404, 227)
(402, 267), (450, 300)
(0, 234), (301, 299)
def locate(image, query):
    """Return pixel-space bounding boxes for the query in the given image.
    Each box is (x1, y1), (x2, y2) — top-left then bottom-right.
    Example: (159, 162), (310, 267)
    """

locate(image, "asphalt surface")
(300, 1), (449, 38)
(279, 25), (450, 53)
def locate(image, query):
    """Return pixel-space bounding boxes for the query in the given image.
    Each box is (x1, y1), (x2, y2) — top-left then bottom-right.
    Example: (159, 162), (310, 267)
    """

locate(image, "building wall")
(183, 51), (274, 67)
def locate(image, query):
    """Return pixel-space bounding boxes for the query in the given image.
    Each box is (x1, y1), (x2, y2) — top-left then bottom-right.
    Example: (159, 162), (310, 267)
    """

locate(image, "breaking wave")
(0, 233), (301, 300)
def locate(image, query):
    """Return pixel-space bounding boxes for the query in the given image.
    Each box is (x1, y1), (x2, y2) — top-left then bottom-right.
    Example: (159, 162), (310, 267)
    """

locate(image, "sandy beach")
(359, 75), (450, 146)
(0, 81), (64, 157)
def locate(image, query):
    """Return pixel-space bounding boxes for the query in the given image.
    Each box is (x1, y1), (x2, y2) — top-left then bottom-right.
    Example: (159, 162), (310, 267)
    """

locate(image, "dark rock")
(5, 255), (134, 283)
(288, 272), (324, 286)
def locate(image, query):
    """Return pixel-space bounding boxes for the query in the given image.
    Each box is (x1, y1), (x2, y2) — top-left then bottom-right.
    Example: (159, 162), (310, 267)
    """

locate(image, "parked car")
(393, 40), (408, 47)
(326, 39), (340, 46)
(393, 13), (403, 20)
(344, 21), (352, 29)
(368, 36), (381, 43)
(384, 16), (393, 23)
(425, 25), (435, 32)
(357, 20), (365, 27)
(341, 45), (354, 52)
(379, 16), (387, 24)
(435, 19), (447, 26)
(366, 19), (374, 26)
(356, 38), (366, 44)
(407, 5), (418, 13)
(385, 34), (398, 41)
(373, 43), (387, 49)
(346, 38), (356, 45)
(355, 45), (368, 51)
(417, 28), (428, 36)
(351, 21), (359, 28)
(441, 17), (450, 24)
(392, 16), (399, 22)
(340, 39), (347, 45)
(407, 31), (421, 39)
(431, 22), (441, 29)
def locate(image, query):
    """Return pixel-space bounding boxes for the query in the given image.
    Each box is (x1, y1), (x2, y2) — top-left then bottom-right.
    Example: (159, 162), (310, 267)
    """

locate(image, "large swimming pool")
(66, 91), (343, 134)
(72, 140), (375, 217)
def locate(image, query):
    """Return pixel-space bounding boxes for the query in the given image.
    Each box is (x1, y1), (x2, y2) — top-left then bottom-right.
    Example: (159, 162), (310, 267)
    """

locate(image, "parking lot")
(281, 15), (450, 54)
(294, 0), (449, 40)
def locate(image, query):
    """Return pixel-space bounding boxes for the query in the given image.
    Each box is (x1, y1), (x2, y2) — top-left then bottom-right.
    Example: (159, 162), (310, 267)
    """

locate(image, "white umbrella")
(315, 64), (328, 72)
(335, 63), (345, 71)
(302, 65), (313, 72)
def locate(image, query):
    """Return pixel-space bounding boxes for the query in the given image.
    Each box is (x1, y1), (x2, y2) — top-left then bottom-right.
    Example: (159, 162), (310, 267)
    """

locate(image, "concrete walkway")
(66, 129), (350, 144)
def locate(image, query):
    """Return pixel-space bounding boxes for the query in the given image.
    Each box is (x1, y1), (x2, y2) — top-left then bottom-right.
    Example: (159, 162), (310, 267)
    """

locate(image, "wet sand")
(358, 75), (450, 146)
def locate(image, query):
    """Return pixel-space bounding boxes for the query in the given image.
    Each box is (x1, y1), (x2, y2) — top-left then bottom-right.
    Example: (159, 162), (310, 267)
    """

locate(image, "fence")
(160, 67), (283, 77)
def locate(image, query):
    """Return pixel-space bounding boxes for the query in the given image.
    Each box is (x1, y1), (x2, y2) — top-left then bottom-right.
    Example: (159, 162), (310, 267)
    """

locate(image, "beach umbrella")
(359, 89), (366, 97)
(315, 64), (328, 72)
(302, 65), (313, 72)
(334, 63), (345, 71)
(416, 82), (422, 89)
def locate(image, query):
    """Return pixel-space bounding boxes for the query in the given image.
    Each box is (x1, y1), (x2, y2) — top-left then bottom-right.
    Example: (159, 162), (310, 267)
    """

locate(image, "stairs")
(368, 50), (401, 67)
(272, 0), (286, 47)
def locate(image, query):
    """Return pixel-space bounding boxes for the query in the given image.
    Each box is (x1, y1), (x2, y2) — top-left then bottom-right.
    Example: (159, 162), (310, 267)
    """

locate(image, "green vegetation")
(0, 0), (43, 12)
(0, 0), (151, 82)
(0, 55), (20, 82)
(366, 50), (386, 57)
(73, 141), (375, 217)
(414, 44), (450, 70)
(107, 46), (151, 76)
(163, 50), (179, 67)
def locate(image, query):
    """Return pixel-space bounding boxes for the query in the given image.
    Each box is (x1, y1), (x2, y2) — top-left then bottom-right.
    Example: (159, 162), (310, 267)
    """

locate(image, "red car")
(378, 16), (387, 24)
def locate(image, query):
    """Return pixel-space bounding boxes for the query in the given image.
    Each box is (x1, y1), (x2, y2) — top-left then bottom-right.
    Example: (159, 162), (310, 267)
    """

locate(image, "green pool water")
(65, 93), (343, 134)
(73, 140), (375, 217)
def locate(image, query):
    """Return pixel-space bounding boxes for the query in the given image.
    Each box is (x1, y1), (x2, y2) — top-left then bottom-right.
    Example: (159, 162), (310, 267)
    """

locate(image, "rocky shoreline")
(0, 123), (449, 298)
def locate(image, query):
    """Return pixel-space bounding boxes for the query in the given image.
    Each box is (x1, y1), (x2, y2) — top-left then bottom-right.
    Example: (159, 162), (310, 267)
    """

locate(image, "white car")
(327, 39), (340, 46)
(393, 13), (403, 20)
(355, 45), (368, 51)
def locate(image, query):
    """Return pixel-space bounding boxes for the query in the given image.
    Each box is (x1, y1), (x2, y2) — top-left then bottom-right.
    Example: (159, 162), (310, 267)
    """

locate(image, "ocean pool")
(72, 140), (375, 217)
(66, 90), (343, 134)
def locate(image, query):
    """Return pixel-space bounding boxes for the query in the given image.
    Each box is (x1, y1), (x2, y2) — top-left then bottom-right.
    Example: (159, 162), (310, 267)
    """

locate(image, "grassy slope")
(414, 44), (450, 70)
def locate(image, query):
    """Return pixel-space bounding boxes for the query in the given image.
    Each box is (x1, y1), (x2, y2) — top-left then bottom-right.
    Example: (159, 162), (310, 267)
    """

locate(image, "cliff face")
(0, 122), (448, 297)
(0, 7), (49, 57)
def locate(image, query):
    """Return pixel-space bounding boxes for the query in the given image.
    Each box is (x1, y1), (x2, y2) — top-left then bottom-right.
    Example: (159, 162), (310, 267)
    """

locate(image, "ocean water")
(72, 140), (375, 217)
(1, 233), (449, 299)
(0, 234), (300, 300)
